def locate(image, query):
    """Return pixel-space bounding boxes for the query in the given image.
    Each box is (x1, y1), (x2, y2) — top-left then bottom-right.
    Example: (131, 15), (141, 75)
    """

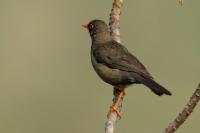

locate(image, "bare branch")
(163, 83), (200, 133)
(109, 0), (123, 43)
(105, 0), (123, 133)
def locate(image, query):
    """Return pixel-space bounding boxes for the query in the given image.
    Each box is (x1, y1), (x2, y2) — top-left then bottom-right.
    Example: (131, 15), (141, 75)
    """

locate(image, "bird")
(82, 19), (172, 117)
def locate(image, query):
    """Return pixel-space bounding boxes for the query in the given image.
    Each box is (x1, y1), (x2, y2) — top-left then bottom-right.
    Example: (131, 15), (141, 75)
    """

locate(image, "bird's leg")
(107, 86), (126, 119)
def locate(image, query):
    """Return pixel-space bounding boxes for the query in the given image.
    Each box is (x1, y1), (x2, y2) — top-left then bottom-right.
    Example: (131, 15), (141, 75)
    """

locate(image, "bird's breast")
(91, 52), (129, 85)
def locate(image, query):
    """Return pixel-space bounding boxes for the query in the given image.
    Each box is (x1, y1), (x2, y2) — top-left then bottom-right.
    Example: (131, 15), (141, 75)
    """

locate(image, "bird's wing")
(93, 41), (152, 78)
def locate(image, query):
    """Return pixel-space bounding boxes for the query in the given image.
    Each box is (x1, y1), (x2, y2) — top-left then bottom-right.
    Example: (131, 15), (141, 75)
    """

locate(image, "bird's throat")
(92, 32), (112, 44)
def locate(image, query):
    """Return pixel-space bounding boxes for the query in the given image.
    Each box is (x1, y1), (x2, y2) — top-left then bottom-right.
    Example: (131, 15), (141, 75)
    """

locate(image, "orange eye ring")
(89, 24), (94, 29)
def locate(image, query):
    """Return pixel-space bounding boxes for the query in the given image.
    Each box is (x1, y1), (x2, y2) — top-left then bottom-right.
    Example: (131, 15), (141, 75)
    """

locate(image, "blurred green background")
(0, 0), (200, 133)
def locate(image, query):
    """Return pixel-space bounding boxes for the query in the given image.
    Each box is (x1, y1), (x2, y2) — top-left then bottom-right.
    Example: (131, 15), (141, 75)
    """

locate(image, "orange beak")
(82, 23), (89, 29)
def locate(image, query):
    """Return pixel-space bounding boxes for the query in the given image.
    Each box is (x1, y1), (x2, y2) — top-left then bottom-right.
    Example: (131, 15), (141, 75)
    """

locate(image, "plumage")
(84, 19), (172, 96)
(92, 41), (151, 77)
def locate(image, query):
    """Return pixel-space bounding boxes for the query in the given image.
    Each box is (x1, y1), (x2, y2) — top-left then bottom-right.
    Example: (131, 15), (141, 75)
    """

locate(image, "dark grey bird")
(82, 19), (172, 96)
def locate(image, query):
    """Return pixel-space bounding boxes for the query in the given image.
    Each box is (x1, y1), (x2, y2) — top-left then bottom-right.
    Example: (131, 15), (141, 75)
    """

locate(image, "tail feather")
(135, 74), (172, 96)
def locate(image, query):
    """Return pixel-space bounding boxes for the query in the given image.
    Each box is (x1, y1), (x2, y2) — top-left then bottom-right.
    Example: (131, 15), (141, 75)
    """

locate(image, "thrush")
(82, 19), (171, 117)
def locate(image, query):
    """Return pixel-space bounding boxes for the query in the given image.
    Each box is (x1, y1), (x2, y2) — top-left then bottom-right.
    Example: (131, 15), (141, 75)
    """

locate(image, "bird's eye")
(89, 24), (94, 29)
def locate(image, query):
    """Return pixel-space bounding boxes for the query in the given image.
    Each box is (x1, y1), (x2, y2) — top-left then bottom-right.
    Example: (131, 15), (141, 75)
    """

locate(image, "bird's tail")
(136, 75), (172, 96)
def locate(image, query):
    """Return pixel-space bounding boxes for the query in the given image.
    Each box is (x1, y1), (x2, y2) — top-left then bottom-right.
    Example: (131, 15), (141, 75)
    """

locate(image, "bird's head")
(82, 19), (109, 39)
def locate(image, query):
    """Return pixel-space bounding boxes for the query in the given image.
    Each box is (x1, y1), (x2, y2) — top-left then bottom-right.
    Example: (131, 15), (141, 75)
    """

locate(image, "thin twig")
(163, 83), (200, 133)
(105, 0), (123, 133)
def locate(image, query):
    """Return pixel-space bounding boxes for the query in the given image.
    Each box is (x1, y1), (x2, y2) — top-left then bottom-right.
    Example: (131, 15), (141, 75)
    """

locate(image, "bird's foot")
(107, 90), (126, 119)
(107, 105), (121, 119)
